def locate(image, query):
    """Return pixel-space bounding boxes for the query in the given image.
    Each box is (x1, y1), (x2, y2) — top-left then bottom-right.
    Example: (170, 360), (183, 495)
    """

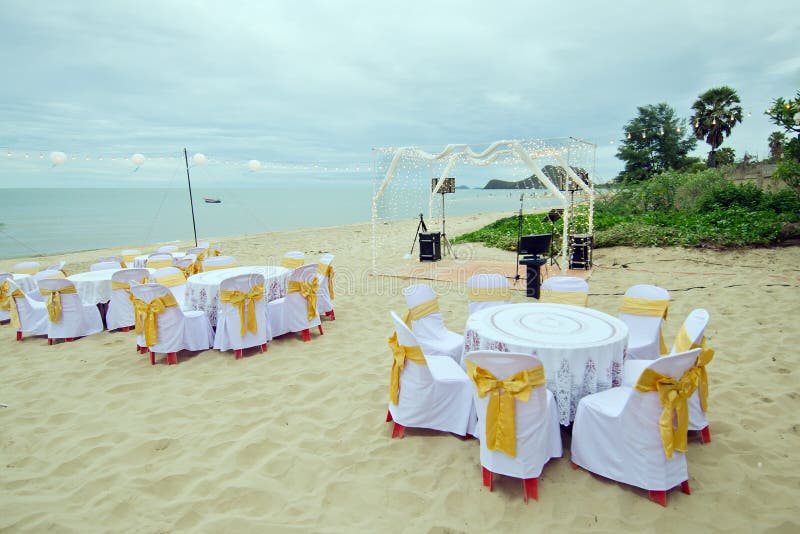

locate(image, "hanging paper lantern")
(131, 153), (145, 167)
(248, 159), (262, 171)
(50, 151), (67, 165)
(193, 153), (208, 165)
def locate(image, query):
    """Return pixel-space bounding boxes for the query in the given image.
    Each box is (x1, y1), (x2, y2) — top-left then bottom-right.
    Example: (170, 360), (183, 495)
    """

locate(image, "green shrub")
(763, 189), (800, 219)
(695, 182), (764, 212)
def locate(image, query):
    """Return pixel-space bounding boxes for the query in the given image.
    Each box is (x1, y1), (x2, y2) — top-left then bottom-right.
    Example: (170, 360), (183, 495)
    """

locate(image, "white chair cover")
(316, 253), (335, 316)
(106, 268), (151, 331)
(157, 245), (179, 253)
(403, 284), (463, 363)
(174, 257), (195, 271)
(37, 278), (104, 341)
(571, 348), (701, 493)
(45, 261), (66, 273)
(388, 311), (475, 437)
(541, 276), (589, 305)
(90, 261), (123, 271)
(13, 261), (41, 274)
(152, 266), (188, 307)
(130, 283), (214, 360)
(267, 264), (322, 338)
(619, 284), (670, 360)
(145, 253), (175, 269)
(6, 279), (49, 336)
(97, 256), (124, 263)
(213, 273), (271, 352)
(465, 351), (562, 479)
(0, 273), (13, 322)
(202, 255), (237, 270)
(28, 270), (66, 301)
(466, 274), (511, 315)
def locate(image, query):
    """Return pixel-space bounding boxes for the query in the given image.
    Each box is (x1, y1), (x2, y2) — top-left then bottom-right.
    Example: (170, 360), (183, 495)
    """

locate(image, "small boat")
(204, 197), (221, 204)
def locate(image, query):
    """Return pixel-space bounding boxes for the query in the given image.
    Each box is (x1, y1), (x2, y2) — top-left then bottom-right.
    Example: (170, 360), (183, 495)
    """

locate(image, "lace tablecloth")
(68, 268), (155, 305)
(462, 303), (629, 425)
(132, 252), (185, 268)
(184, 265), (290, 326)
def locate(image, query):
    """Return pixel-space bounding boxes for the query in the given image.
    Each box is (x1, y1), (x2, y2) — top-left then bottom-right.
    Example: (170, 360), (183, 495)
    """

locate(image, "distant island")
(455, 185), (471, 190)
(483, 165), (589, 189)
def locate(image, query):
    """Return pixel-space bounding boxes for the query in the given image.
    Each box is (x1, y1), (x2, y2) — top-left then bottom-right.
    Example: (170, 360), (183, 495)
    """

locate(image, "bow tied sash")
(287, 277), (319, 320)
(467, 361), (546, 458)
(220, 284), (265, 336)
(620, 296), (670, 354)
(190, 251), (206, 274)
(132, 293), (179, 346)
(402, 298), (440, 327)
(1, 281), (25, 329)
(635, 367), (700, 459)
(466, 287), (511, 302)
(280, 257), (304, 269)
(39, 285), (78, 323)
(317, 263), (334, 300)
(540, 289), (588, 307)
(388, 332), (427, 405)
(674, 326), (715, 412)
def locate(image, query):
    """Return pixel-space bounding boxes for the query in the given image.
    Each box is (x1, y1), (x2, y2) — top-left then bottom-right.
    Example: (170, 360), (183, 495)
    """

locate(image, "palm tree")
(768, 131), (786, 160)
(690, 86), (743, 167)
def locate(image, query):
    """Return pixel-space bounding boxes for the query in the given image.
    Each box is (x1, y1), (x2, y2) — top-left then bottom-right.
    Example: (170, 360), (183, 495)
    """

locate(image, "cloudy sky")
(0, 0), (797, 187)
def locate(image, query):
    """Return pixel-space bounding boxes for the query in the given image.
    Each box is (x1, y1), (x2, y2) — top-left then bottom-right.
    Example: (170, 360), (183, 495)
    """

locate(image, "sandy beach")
(1, 212), (799, 533)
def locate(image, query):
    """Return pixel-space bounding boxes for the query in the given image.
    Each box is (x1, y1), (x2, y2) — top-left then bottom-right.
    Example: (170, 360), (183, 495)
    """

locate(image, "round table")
(184, 266), (290, 326)
(462, 303), (629, 425)
(68, 268), (154, 305)
(132, 252), (185, 268)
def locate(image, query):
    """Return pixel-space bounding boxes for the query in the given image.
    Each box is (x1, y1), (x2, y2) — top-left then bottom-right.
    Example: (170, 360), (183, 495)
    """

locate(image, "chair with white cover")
(156, 245), (179, 253)
(622, 309), (714, 444)
(90, 260), (122, 271)
(37, 278), (104, 344)
(183, 247), (207, 274)
(106, 268), (151, 332)
(403, 284), (463, 363)
(0, 273), (13, 322)
(3, 278), (48, 340)
(151, 266), (188, 307)
(279, 251), (305, 269)
(173, 256), (196, 278)
(267, 264), (323, 342)
(571, 348), (702, 507)
(465, 351), (562, 502)
(466, 274), (511, 315)
(386, 311), (474, 439)
(202, 255), (238, 271)
(120, 250), (141, 268)
(540, 276), (589, 307)
(130, 283), (214, 365)
(213, 273), (270, 359)
(316, 253), (336, 320)
(45, 261), (68, 276)
(26, 269), (67, 302)
(618, 284), (670, 360)
(145, 253), (175, 269)
(13, 261), (41, 275)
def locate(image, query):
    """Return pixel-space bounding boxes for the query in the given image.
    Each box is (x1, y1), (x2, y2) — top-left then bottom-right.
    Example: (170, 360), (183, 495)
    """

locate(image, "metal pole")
(183, 148), (198, 246)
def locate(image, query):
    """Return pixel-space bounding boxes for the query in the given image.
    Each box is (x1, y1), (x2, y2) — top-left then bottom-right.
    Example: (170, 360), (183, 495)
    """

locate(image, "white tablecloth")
(12, 273), (38, 295)
(184, 265), (290, 326)
(462, 303), (629, 425)
(132, 252), (185, 268)
(68, 268), (154, 305)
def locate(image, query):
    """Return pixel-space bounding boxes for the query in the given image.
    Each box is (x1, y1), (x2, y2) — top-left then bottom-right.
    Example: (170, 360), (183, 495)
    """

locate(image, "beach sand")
(1, 213), (799, 532)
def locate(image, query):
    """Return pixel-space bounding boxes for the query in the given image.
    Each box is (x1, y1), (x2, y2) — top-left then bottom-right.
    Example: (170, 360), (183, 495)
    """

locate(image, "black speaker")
(419, 232), (441, 262)
(569, 234), (593, 269)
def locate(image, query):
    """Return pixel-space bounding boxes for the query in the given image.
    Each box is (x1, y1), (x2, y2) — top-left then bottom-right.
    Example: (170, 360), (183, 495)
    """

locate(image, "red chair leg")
(167, 352), (177, 365)
(482, 467), (493, 491)
(150, 351), (156, 365)
(391, 422), (405, 439)
(700, 426), (711, 444)
(121, 326), (130, 332)
(16, 331), (22, 341)
(386, 410), (393, 422)
(66, 338), (75, 342)
(260, 343), (267, 353)
(571, 462), (579, 470)
(48, 338), (54, 345)
(234, 349), (243, 360)
(138, 345), (148, 354)
(523, 478), (538, 503)
(681, 480), (691, 495)
(318, 325), (324, 335)
(301, 329), (310, 342)
(648, 490), (667, 507)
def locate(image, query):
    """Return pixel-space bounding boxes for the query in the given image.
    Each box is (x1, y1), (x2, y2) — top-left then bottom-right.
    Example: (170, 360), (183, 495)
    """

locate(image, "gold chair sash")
(1, 282), (26, 329)
(121, 253), (137, 264)
(635, 366), (700, 459)
(146, 259), (173, 269)
(0, 280), (13, 312)
(155, 273), (187, 288)
(317, 263), (334, 300)
(620, 296), (670, 354)
(280, 257), (304, 269)
(287, 277), (319, 320)
(388, 331), (427, 405)
(111, 278), (148, 292)
(540, 289), (588, 307)
(466, 361), (545, 458)
(220, 284), (265, 336)
(131, 293), (179, 346)
(190, 251), (206, 275)
(674, 325), (715, 412)
(203, 263), (239, 271)
(39, 285), (78, 323)
(212, 248), (222, 257)
(402, 297), (440, 327)
(466, 287), (511, 302)
(14, 266), (39, 275)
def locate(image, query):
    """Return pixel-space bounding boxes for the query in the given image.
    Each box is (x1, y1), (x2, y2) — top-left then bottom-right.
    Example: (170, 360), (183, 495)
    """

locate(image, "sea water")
(0, 186), (561, 259)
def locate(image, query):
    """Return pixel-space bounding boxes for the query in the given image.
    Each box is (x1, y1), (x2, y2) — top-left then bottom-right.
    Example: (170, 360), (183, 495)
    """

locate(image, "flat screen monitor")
(518, 234), (551, 256)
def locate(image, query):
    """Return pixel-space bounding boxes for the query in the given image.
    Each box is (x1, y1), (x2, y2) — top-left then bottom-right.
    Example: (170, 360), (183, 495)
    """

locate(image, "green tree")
(768, 131), (786, 160)
(765, 90), (800, 161)
(715, 147), (735, 166)
(615, 102), (697, 183)
(690, 86), (743, 168)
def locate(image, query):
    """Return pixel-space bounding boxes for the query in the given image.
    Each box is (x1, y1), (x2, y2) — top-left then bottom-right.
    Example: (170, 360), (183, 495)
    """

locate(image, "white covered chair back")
(213, 273), (270, 353)
(466, 274), (511, 314)
(13, 261), (41, 275)
(540, 276), (589, 306)
(90, 261), (122, 271)
(145, 253), (175, 269)
(268, 264), (322, 338)
(27, 269), (66, 302)
(316, 253), (335, 316)
(173, 257), (196, 278)
(202, 255), (238, 271)
(106, 268), (151, 331)
(120, 249), (141, 266)
(671, 308), (710, 353)
(5, 278), (48, 336)
(45, 261), (67, 274)
(618, 284), (670, 360)
(152, 266), (187, 306)
(37, 277), (103, 341)
(156, 245), (179, 253)
(403, 284), (464, 362)
(465, 351), (562, 481)
(280, 250), (305, 269)
(98, 256), (124, 264)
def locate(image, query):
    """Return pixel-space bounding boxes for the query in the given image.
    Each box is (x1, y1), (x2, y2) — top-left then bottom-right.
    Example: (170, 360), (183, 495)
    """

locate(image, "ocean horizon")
(0, 185), (563, 259)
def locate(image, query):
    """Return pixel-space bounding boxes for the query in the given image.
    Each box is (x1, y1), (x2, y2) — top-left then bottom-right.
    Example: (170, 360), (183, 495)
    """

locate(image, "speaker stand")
(440, 193), (456, 259)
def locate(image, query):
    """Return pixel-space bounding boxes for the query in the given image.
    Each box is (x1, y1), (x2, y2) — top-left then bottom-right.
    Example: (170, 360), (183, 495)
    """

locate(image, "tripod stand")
(409, 213), (428, 256)
(439, 192), (456, 259)
(544, 208), (562, 268)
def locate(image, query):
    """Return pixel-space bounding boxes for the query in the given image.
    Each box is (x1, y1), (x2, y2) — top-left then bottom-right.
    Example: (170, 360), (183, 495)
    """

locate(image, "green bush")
(695, 182), (765, 212)
(763, 189), (800, 219)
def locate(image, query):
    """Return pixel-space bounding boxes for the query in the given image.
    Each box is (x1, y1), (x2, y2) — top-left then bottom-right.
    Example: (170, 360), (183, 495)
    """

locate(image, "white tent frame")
(371, 139), (595, 271)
